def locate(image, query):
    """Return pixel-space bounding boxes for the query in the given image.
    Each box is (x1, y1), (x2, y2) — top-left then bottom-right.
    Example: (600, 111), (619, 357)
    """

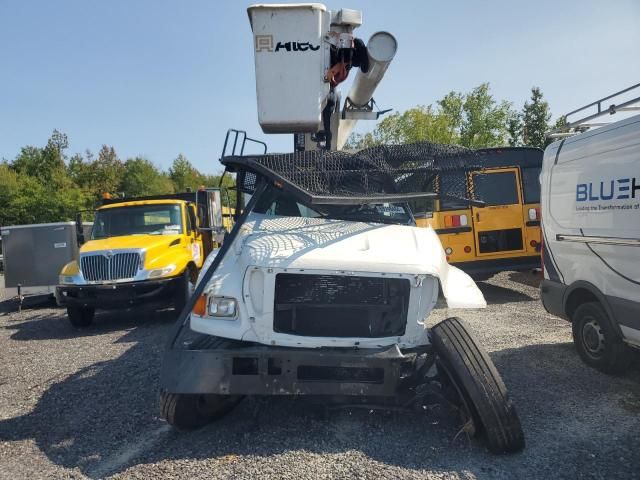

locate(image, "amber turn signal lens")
(192, 295), (207, 316)
(464, 246), (472, 253)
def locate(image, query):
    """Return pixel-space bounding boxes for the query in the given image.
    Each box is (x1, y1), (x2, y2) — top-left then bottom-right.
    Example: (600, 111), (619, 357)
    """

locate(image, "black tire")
(174, 266), (195, 314)
(160, 391), (242, 430)
(571, 302), (630, 374)
(431, 317), (525, 454)
(67, 306), (95, 327)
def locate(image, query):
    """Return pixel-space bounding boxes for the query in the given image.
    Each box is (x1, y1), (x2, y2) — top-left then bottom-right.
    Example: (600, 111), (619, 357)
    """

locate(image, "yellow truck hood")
(81, 234), (182, 253)
(80, 234), (188, 270)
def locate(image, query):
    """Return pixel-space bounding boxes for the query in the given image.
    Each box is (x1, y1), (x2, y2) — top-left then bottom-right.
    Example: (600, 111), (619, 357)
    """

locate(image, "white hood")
(236, 214), (485, 309)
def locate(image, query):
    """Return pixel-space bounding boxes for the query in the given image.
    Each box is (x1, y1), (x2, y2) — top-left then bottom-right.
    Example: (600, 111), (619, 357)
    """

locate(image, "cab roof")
(98, 199), (186, 210)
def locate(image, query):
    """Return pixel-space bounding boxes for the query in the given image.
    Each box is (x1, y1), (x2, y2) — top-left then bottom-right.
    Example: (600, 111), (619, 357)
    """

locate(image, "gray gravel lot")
(0, 271), (639, 480)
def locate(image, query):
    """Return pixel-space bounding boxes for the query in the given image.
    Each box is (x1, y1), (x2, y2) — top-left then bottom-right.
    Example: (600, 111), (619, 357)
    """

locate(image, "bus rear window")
(440, 172), (470, 211)
(474, 171), (518, 206)
(521, 167), (541, 204)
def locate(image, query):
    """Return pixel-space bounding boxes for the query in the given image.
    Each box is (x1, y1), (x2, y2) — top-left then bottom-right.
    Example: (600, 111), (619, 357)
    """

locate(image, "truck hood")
(234, 214), (485, 309)
(80, 234), (182, 254)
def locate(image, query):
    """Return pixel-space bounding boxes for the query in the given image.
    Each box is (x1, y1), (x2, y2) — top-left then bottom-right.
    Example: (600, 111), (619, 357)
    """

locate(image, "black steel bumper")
(453, 255), (540, 276)
(160, 336), (426, 397)
(55, 277), (180, 309)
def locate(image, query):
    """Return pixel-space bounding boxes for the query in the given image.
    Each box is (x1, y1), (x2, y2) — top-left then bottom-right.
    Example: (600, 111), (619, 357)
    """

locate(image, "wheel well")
(565, 288), (598, 320)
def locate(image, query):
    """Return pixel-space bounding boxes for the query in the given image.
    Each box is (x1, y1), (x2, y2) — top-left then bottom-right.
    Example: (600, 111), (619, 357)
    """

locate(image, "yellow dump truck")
(56, 189), (225, 327)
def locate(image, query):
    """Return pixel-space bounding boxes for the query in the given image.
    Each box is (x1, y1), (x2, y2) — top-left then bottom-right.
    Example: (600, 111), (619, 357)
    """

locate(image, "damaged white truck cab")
(159, 141), (524, 454)
(191, 210), (486, 350)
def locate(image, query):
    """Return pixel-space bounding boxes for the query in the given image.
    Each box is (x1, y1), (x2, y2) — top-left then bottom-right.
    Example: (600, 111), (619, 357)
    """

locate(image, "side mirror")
(75, 213), (85, 246)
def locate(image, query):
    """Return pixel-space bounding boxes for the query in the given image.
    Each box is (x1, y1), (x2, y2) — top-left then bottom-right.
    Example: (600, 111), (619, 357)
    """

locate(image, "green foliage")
(522, 87), (551, 148)
(1, 130), (236, 226)
(119, 157), (175, 197)
(347, 83), (514, 149)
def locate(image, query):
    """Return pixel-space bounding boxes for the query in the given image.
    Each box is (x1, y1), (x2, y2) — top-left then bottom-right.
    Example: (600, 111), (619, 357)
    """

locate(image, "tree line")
(347, 83), (562, 150)
(0, 131), (234, 226)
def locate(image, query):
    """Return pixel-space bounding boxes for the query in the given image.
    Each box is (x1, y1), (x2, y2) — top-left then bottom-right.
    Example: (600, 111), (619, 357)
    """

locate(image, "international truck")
(56, 189), (224, 327)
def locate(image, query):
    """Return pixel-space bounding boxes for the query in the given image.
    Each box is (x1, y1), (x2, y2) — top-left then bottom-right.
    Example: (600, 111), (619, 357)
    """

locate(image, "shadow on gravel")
(476, 281), (536, 304)
(3, 303), (176, 341)
(508, 271), (542, 288)
(1, 314), (640, 479)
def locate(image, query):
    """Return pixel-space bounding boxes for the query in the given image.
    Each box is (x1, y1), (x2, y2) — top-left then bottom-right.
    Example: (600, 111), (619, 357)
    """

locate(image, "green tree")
(169, 154), (204, 192)
(119, 157), (174, 197)
(346, 83), (513, 150)
(522, 86), (551, 148)
(507, 111), (523, 147)
(458, 83), (512, 148)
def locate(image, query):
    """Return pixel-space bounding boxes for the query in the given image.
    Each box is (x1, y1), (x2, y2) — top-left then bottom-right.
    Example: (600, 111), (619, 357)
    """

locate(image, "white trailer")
(541, 83), (640, 373)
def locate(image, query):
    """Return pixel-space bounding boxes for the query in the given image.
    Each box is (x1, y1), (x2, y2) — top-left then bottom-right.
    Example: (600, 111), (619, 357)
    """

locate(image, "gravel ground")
(0, 271), (639, 480)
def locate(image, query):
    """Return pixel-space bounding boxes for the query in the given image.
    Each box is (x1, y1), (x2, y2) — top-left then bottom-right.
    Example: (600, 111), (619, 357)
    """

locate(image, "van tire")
(571, 302), (630, 374)
(174, 266), (195, 314)
(67, 306), (95, 327)
(431, 317), (525, 454)
(160, 391), (242, 430)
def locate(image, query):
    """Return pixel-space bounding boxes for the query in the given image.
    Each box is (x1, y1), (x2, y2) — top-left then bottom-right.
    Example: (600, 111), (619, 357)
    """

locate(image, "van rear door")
(471, 168), (525, 257)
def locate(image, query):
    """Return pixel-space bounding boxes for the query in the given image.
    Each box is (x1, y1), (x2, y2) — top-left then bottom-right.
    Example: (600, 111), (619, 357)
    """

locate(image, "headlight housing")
(147, 264), (176, 279)
(208, 296), (238, 318)
(59, 275), (76, 285)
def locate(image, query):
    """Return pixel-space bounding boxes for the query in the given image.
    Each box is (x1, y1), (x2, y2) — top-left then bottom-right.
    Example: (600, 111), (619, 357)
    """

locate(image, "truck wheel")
(67, 306), (95, 327)
(571, 302), (630, 374)
(160, 391), (242, 430)
(174, 267), (195, 313)
(430, 317), (525, 454)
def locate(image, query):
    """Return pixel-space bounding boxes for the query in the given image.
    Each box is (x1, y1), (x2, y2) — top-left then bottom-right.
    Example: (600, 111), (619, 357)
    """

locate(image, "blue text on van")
(576, 178), (639, 202)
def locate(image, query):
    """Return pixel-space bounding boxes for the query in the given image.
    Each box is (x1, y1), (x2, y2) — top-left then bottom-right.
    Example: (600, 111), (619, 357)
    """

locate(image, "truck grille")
(274, 274), (410, 338)
(80, 252), (141, 282)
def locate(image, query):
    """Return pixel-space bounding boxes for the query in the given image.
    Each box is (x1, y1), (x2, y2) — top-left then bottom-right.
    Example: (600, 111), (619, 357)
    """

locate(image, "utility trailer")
(0, 222), (91, 309)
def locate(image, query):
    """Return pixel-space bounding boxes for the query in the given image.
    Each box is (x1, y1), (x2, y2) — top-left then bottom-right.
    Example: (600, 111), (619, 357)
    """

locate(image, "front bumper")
(160, 336), (428, 397)
(56, 277), (180, 309)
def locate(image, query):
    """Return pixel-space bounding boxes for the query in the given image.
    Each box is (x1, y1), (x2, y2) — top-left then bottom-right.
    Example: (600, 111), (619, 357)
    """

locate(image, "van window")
(474, 171), (519, 206)
(521, 167), (541, 204)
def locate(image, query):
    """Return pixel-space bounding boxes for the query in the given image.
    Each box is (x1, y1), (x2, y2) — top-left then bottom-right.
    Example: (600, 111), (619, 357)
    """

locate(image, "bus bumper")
(452, 255), (540, 276)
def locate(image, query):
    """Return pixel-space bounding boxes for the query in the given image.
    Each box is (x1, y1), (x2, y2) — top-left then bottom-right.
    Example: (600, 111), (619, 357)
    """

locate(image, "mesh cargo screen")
(223, 142), (483, 203)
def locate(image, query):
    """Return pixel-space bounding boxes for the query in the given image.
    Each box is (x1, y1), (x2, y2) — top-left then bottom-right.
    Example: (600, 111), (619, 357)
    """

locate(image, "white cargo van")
(540, 104), (640, 373)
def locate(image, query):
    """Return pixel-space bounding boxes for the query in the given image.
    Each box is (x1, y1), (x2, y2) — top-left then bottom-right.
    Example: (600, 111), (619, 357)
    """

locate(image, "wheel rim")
(581, 316), (605, 359)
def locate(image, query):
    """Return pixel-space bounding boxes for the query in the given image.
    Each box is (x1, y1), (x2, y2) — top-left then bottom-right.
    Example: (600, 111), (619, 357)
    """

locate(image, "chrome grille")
(80, 252), (141, 282)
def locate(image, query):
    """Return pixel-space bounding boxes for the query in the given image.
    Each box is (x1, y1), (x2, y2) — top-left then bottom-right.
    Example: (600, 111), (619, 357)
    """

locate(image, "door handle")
(476, 212), (480, 222)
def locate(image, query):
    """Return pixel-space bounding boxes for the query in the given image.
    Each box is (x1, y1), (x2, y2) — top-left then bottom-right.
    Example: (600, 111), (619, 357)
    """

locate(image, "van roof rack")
(547, 82), (640, 139)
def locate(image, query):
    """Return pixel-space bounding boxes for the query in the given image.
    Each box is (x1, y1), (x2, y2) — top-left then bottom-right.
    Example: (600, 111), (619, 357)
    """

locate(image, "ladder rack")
(547, 82), (640, 139)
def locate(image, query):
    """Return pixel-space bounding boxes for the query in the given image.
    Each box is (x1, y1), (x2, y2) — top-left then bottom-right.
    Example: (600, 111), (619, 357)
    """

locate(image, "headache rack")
(220, 130), (486, 207)
(547, 82), (640, 139)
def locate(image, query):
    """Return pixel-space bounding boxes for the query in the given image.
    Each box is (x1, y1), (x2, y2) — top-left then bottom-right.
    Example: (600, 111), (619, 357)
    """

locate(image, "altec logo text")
(576, 177), (640, 201)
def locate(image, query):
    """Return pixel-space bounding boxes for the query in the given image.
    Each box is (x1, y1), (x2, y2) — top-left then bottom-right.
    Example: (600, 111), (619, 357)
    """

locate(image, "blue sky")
(1, 0), (639, 174)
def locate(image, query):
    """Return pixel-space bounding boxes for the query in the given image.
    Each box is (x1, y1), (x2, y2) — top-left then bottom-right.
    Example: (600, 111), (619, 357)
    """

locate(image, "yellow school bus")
(415, 147), (543, 279)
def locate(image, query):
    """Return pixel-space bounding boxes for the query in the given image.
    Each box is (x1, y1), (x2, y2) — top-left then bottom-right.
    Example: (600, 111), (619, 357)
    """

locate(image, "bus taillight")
(444, 214), (468, 227)
(528, 208), (541, 221)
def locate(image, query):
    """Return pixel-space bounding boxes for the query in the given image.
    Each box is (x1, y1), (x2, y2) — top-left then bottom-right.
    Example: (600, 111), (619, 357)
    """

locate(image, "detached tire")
(571, 302), (630, 374)
(431, 317), (524, 454)
(67, 306), (95, 327)
(160, 391), (242, 430)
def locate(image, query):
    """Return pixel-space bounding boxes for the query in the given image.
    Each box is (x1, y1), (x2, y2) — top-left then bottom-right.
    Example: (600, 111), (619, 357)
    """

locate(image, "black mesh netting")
(224, 142), (483, 202)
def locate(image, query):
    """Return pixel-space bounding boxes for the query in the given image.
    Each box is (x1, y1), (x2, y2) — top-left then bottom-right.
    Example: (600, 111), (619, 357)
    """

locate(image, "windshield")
(91, 204), (183, 239)
(254, 191), (414, 225)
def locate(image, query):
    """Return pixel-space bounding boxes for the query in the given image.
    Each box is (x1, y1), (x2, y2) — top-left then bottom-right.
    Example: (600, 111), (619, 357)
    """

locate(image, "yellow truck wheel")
(67, 306), (95, 328)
